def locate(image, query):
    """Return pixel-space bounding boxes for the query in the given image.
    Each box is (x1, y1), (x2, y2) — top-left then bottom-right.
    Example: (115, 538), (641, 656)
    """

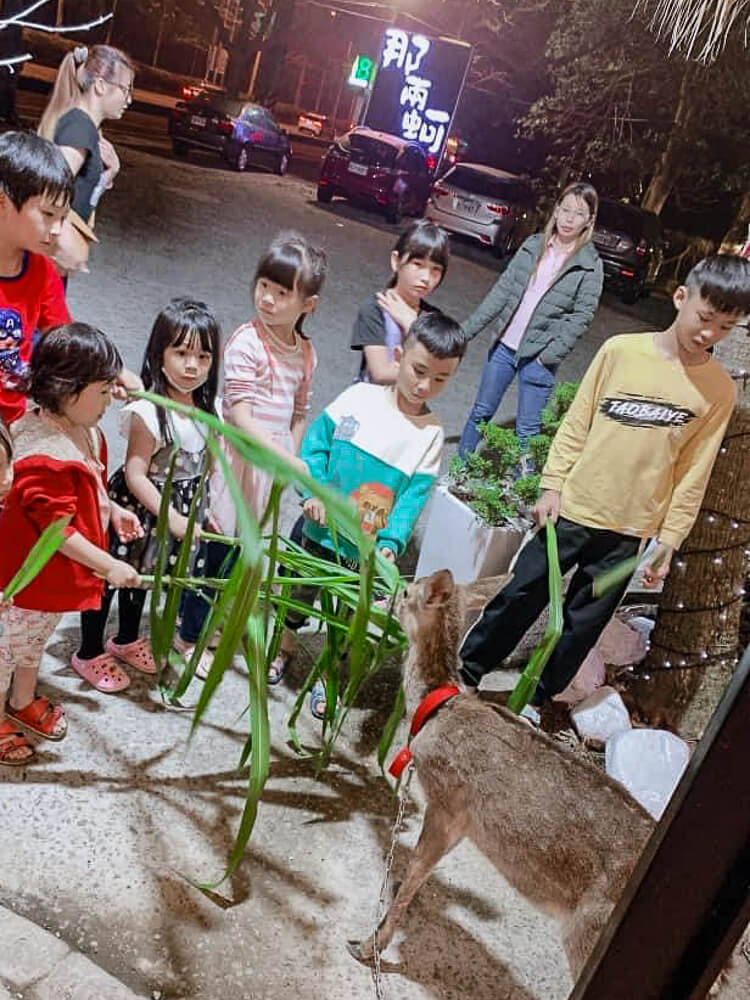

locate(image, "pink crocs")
(70, 652), (131, 693)
(106, 636), (157, 675)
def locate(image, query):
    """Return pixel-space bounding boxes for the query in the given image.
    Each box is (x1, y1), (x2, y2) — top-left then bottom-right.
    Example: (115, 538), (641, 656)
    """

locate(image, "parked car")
(297, 111), (327, 137)
(593, 198), (664, 303)
(168, 95), (292, 175)
(317, 127), (432, 224)
(425, 163), (536, 257)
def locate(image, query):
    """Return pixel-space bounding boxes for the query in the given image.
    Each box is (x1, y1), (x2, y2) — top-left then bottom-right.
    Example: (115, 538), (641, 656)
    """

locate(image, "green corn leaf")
(378, 684), (406, 774)
(592, 554), (641, 599)
(508, 521), (564, 714)
(2, 516), (71, 601)
(148, 450), (178, 668)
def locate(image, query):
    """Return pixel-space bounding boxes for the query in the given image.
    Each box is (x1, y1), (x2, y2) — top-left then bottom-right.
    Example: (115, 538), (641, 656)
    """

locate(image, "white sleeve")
(118, 399), (161, 443)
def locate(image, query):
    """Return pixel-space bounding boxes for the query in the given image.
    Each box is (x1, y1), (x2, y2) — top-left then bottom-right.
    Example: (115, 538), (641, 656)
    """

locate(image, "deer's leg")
(349, 803), (466, 964)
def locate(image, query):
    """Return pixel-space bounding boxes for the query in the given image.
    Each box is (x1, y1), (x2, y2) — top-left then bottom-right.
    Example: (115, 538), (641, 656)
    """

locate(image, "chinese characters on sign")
(364, 29), (472, 163)
(381, 30), (449, 154)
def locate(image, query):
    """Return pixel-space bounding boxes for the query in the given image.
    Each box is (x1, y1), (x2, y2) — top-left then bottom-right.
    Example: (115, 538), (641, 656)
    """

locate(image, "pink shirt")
(501, 239), (572, 351)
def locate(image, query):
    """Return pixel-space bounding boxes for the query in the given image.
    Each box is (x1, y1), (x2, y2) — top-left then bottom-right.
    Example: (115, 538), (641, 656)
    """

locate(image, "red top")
(0, 412), (108, 612)
(0, 252), (70, 424)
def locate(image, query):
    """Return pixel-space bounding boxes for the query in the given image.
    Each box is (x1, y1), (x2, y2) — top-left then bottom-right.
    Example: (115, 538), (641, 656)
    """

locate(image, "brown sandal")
(0, 719), (35, 766)
(6, 696), (67, 741)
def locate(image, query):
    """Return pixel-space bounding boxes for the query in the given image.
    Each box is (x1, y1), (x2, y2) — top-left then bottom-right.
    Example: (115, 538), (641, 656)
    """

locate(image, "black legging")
(78, 587), (147, 660)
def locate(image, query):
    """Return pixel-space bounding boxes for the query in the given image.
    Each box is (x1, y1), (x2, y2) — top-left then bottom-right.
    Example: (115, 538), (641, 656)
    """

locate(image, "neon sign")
(364, 29), (472, 162)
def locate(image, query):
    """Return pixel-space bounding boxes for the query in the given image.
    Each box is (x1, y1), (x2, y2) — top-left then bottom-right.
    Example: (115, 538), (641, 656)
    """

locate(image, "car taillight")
(487, 204), (511, 216)
(635, 238), (648, 256)
(218, 119), (234, 135)
(426, 154), (437, 171)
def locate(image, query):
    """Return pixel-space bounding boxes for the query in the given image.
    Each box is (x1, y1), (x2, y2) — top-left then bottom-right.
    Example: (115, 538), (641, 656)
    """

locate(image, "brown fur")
(349, 569), (656, 979)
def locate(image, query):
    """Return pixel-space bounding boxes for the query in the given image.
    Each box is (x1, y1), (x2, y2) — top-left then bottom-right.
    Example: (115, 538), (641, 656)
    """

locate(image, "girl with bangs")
(351, 219), (450, 383)
(72, 299), (220, 690)
(173, 233), (327, 676)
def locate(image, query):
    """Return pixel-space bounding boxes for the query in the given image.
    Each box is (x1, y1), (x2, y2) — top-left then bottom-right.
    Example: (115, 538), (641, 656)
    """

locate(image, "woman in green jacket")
(457, 182), (603, 457)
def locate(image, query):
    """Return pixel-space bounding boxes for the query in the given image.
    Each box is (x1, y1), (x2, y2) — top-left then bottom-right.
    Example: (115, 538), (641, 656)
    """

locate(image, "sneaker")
(172, 636), (213, 681)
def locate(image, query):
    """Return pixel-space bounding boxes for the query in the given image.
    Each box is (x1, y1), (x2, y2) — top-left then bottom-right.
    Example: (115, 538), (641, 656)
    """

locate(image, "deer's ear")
(423, 569), (454, 607)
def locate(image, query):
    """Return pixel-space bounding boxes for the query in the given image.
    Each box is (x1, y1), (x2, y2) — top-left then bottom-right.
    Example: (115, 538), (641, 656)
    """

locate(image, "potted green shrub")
(415, 382), (579, 583)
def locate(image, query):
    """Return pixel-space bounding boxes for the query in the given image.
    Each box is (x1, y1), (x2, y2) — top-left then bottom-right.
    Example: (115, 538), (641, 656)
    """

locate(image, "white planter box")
(415, 484), (525, 584)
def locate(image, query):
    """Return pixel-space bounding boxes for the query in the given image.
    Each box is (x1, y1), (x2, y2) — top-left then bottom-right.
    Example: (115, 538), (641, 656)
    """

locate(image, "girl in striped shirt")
(175, 233), (327, 674)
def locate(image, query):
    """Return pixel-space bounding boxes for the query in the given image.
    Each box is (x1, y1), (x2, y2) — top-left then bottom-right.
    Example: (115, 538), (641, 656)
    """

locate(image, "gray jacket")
(462, 234), (604, 367)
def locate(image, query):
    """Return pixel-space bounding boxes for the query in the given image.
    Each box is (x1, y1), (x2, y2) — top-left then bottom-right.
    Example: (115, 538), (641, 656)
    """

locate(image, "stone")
(570, 686), (632, 748)
(597, 616), (649, 665)
(606, 728), (691, 820)
(0, 910), (69, 990)
(554, 647), (606, 705)
(26, 952), (144, 1000)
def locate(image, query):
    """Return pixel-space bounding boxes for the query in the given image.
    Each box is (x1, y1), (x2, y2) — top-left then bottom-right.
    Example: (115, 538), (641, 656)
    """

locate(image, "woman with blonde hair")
(38, 45), (134, 273)
(457, 182), (603, 458)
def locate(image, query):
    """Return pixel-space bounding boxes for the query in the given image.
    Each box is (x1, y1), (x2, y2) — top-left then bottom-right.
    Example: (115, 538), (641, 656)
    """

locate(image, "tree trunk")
(254, 0), (296, 104)
(105, 0), (119, 45)
(225, 1), (259, 97)
(623, 336), (750, 738)
(721, 189), (750, 251)
(152, 4), (169, 68)
(641, 63), (696, 215)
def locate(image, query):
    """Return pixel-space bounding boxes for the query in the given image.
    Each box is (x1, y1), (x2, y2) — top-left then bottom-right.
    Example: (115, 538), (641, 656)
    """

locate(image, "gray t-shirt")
(54, 108), (102, 222)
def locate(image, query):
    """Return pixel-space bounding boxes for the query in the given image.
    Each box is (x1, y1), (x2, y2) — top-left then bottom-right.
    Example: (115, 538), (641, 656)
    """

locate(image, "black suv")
(168, 94), (291, 175)
(593, 199), (664, 303)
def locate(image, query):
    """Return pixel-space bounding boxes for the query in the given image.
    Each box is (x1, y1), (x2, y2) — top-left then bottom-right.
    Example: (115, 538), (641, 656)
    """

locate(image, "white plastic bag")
(570, 686), (631, 747)
(606, 728), (690, 820)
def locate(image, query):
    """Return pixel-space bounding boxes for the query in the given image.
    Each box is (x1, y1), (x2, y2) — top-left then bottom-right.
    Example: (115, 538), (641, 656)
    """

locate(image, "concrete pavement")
(0, 146), (675, 999)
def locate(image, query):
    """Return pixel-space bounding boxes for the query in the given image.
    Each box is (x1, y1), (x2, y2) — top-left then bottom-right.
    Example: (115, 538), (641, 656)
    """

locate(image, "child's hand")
(168, 509), (201, 542)
(641, 541), (674, 588)
(302, 498), (326, 525)
(377, 289), (419, 332)
(532, 490), (561, 528)
(378, 546), (396, 563)
(112, 368), (144, 400)
(105, 558), (141, 589)
(111, 504), (144, 543)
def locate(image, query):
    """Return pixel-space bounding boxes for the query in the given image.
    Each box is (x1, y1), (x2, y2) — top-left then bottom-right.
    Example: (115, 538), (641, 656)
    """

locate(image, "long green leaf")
(2, 516), (71, 600)
(592, 554), (641, 599)
(508, 521), (564, 714)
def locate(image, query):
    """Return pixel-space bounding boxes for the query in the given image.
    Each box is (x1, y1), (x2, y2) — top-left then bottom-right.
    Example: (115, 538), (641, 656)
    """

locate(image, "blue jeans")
(457, 340), (557, 457)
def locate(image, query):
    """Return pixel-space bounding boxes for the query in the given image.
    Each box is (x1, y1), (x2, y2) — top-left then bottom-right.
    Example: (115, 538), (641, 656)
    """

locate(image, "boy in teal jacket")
(271, 310), (466, 717)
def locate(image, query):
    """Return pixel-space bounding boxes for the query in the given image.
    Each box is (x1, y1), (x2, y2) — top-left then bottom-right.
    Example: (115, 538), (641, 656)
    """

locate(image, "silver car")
(425, 163), (536, 257)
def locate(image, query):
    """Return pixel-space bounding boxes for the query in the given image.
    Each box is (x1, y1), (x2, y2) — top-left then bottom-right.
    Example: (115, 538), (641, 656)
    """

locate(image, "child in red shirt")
(0, 324), (142, 766)
(0, 131), (73, 425)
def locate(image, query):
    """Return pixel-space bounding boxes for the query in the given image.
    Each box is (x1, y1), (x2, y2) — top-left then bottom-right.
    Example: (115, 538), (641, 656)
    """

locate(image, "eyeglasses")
(104, 79), (133, 98)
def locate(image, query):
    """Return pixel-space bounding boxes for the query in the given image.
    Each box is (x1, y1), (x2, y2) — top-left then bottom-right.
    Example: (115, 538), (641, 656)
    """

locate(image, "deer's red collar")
(389, 684), (461, 779)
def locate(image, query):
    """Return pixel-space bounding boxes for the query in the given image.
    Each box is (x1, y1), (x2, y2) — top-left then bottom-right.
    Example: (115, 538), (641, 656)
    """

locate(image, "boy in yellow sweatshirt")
(460, 254), (750, 716)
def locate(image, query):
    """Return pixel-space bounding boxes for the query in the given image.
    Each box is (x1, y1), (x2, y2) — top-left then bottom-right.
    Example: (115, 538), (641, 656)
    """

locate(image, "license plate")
(455, 196), (478, 215)
(191, 115), (207, 128)
(348, 162), (368, 176)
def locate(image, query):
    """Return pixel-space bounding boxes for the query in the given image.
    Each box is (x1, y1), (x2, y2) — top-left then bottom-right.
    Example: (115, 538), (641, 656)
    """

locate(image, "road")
(17, 88), (331, 184)
(0, 125), (675, 1000)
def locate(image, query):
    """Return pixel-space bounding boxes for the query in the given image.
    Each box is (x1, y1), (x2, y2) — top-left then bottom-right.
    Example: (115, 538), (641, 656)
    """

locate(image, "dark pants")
(460, 518), (640, 703)
(79, 587), (148, 659)
(179, 540), (238, 643)
(282, 521), (360, 631)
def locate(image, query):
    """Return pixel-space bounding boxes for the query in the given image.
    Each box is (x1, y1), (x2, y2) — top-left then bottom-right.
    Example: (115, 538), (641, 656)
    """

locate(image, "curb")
(0, 906), (148, 1000)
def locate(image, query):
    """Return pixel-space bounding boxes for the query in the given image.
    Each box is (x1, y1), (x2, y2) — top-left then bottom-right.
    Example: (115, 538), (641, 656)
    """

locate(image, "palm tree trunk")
(624, 334), (750, 738)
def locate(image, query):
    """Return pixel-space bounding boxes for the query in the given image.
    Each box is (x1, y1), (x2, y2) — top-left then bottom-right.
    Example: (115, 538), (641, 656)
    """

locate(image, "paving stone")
(0, 909), (69, 990)
(0, 984), (14, 1000)
(26, 952), (144, 1000)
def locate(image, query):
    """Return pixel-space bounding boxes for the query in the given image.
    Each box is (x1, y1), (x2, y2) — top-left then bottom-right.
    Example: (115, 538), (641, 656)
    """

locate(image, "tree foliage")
(516, 0), (750, 213)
